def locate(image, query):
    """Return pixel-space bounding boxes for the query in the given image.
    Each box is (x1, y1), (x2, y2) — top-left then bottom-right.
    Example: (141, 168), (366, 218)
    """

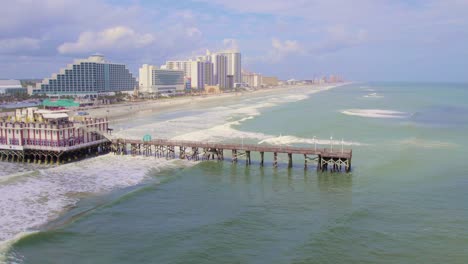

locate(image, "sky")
(0, 0), (467, 82)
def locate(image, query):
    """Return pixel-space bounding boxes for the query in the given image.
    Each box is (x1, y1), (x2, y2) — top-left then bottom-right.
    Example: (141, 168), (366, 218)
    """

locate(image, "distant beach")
(85, 84), (349, 123)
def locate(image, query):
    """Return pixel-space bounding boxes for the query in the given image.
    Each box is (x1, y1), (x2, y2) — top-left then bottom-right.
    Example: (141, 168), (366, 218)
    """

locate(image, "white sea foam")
(0, 155), (192, 246)
(258, 135), (364, 146)
(341, 109), (408, 119)
(363, 93), (384, 98)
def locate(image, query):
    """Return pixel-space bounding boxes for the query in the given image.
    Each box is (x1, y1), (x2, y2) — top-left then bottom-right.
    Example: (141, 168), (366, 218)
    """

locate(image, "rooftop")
(0, 80), (22, 88)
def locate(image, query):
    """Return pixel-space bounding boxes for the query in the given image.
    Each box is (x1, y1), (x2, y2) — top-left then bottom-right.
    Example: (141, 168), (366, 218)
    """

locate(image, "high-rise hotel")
(162, 50), (241, 90)
(34, 54), (137, 96)
(218, 51), (241, 84)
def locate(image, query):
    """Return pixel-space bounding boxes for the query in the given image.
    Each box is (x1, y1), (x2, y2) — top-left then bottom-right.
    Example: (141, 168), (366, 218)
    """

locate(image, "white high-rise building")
(190, 60), (214, 90)
(139, 64), (157, 93)
(165, 60), (192, 78)
(218, 51), (241, 84)
(211, 54), (228, 88)
(190, 61), (205, 90)
(204, 61), (214, 86)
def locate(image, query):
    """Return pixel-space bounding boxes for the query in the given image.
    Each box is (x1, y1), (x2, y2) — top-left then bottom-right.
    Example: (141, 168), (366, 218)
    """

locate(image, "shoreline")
(85, 83), (351, 124)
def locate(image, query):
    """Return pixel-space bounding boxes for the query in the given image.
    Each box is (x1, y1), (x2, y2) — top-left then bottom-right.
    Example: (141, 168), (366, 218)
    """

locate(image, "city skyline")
(1, 0), (467, 82)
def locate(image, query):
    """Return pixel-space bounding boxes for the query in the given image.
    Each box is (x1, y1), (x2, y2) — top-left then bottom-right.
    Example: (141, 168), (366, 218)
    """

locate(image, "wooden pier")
(111, 138), (353, 172)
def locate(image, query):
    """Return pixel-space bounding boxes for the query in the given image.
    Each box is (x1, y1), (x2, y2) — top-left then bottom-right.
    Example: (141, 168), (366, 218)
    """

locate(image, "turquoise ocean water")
(2, 83), (468, 263)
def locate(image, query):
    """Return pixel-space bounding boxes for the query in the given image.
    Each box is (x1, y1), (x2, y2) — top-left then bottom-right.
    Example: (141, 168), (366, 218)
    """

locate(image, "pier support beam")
(317, 155), (322, 172)
(288, 153), (293, 168)
(273, 152), (278, 168)
(260, 152), (264, 167)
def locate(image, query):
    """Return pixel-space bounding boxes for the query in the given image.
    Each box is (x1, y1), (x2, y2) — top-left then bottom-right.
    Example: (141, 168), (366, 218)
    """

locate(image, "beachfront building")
(0, 107), (109, 163)
(190, 60), (214, 90)
(226, 75), (234, 89)
(0, 80), (27, 96)
(242, 70), (263, 88)
(262, 76), (279, 87)
(139, 64), (157, 93)
(211, 54), (228, 89)
(33, 54), (137, 96)
(204, 61), (214, 86)
(165, 60), (192, 78)
(217, 51), (242, 84)
(139, 64), (185, 94)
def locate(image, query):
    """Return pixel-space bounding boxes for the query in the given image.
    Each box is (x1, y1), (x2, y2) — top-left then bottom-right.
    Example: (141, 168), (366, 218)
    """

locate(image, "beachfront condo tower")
(218, 51), (242, 84)
(33, 54), (137, 96)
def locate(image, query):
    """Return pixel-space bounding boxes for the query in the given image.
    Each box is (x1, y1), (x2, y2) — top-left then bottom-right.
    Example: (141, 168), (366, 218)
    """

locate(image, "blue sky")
(0, 0), (467, 81)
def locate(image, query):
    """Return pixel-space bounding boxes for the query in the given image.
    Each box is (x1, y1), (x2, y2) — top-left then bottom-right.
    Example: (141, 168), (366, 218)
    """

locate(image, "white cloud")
(223, 38), (239, 51)
(0, 38), (40, 54)
(186, 27), (202, 37)
(58, 26), (155, 54)
(269, 38), (304, 61)
(272, 38), (302, 54)
(313, 25), (369, 53)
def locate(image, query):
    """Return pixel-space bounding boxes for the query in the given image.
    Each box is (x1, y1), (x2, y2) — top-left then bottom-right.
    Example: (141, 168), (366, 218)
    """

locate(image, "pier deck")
(111, 138), (353, 172)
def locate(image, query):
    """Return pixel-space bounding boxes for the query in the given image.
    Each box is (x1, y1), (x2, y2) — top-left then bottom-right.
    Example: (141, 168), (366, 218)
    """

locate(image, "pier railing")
(111, 138), (353, 172)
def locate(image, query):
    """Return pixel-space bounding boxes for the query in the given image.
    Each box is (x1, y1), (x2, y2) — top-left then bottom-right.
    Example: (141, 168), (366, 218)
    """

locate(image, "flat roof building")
(0, 80), (27, 96)
(139, 64), (184, 94)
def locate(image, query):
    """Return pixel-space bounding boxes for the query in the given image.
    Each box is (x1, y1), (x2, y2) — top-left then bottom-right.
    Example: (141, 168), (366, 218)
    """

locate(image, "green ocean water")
(5, 83), (468, 263)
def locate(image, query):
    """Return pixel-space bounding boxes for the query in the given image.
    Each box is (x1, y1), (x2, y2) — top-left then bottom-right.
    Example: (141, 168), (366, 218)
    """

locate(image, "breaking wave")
(341, 109), (409, 119)
(363, 93), (384, 98)
(0, 156), (193, 259)
(258, 135), (364, 146)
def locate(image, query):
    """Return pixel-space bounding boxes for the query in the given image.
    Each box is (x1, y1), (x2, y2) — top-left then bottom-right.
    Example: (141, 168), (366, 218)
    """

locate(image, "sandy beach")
(84, 84), (349, 124)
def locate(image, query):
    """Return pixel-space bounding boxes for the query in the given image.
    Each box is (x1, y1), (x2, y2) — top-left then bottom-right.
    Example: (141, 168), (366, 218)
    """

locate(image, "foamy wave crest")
(0, 231), (38, 263)
(0, 155), (192, 245)
(363, 93), (383, 98)
(342, 109), (408, 119)
(172, 117), (268, 142)
(258, 135), (364, 146)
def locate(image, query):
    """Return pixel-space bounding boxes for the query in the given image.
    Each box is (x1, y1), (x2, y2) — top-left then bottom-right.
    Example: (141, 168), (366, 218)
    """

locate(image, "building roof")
(42, 113), (69, 119)
(0, 80), (22, 89)
(42, 99), (80, 108)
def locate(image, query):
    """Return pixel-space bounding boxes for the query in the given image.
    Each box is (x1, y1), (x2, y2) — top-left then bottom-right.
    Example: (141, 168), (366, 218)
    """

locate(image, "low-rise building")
(262, 76), (279, 87)
(139, 64), (185, 94)
(242, 70), (262, 88)
(0, 80), (27, 96)
(0, 108), (108, 151)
